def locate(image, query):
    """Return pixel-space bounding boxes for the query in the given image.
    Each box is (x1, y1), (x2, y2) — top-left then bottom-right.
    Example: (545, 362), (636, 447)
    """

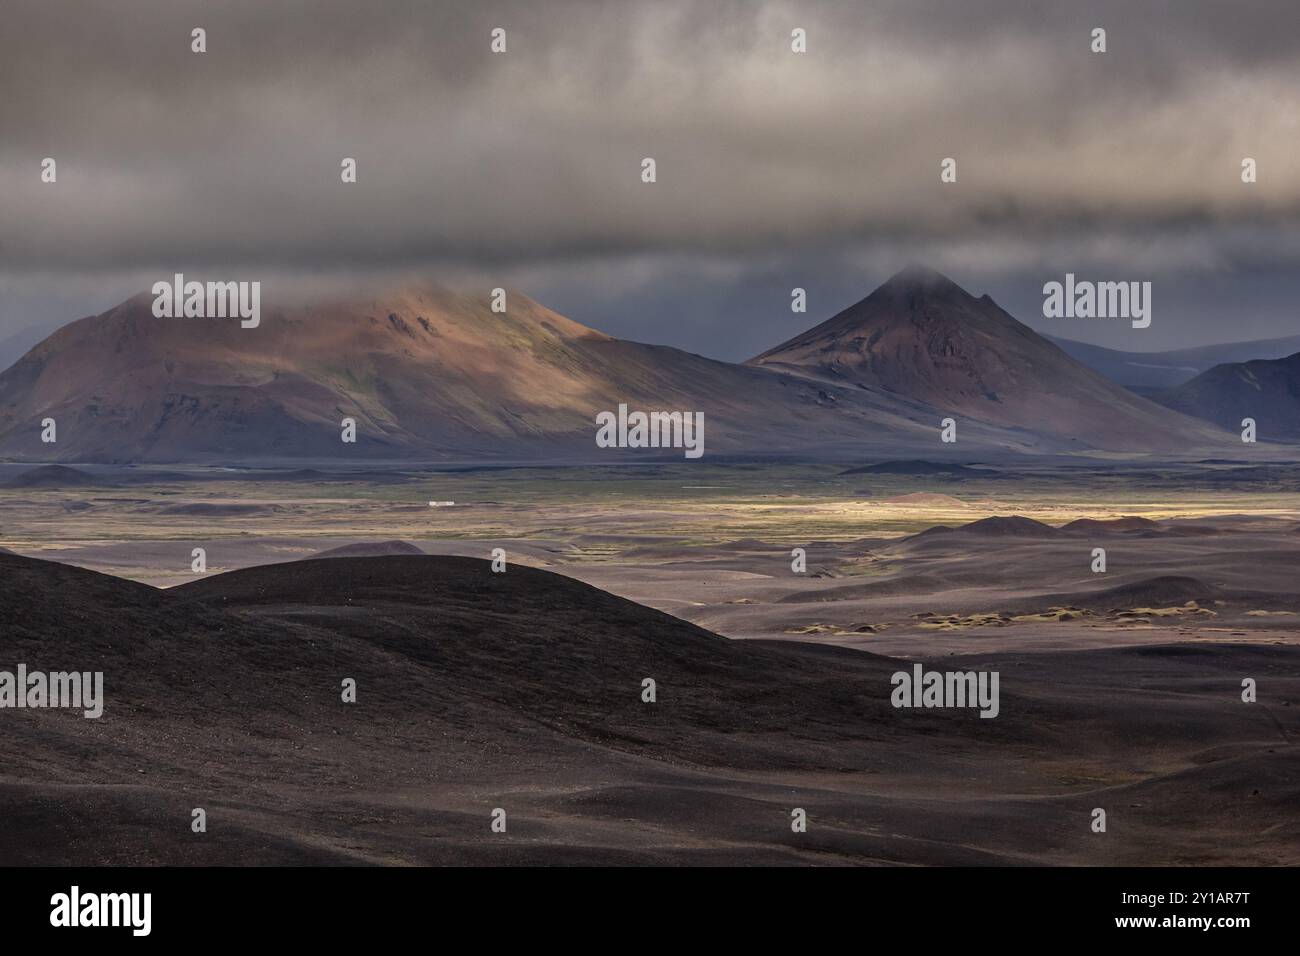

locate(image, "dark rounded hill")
(4, 552), (992, 789)
(1, 550), (166, 622)
(1060, 516), (1162, 534)
(1006, 575), (1224, 614)
(307, 539), (425, 559)
(169, 555), (933, 767)
(1080, 574), (1219, 607)
(906, 515), (1061, 542)
(3, 551), (1293, 866)
(4, 464), (100, 487)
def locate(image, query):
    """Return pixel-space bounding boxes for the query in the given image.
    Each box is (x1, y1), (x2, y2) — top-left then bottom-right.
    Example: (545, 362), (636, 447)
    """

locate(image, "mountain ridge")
(1046, 333), (1300, 392)
(0, 269), (1233, 462)
(1152, 351), (1300, 440)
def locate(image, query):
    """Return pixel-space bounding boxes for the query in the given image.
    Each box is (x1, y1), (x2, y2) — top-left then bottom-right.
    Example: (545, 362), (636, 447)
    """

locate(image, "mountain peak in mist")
(879, 263), (968, 297)
(748, 266), (1225, 451)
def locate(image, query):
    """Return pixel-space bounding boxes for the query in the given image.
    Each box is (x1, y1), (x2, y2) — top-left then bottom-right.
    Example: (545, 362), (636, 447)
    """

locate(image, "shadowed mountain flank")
(1153, 352), (1300, 440)
(905, 515), (1062, 541)
(749, 265), (1228, 451)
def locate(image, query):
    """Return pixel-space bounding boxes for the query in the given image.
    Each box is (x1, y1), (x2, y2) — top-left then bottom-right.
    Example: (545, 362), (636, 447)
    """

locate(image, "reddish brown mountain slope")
(0, 283), (958, 461)
(748, 266), (1227, 452)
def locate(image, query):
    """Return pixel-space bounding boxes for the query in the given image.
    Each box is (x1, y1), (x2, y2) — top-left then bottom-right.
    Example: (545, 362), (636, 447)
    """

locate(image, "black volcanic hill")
(4, 464), (100, 487)
(1060, 516), (1162, 534)
(905, 515), (1062, 542)
(0, 552), (938, 785)
(1, 550), (1024, 865)
(749, 265), (1227, 451)
(1152, 352), (1300, 440)
(2, 551), (1295, 866)
(308, 539), (425, 559)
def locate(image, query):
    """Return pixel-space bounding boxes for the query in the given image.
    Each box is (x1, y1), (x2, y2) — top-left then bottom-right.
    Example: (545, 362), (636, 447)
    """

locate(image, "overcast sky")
(2, 0), (1298, 359)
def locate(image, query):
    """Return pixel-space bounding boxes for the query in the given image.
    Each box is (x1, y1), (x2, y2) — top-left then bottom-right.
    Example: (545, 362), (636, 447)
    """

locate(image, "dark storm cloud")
(1, 0), (1298, 353)
(3, 0), (1299, 271)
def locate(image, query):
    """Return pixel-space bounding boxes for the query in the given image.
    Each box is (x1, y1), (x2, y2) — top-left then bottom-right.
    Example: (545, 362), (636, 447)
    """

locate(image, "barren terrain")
(1, 458), (1297, 865)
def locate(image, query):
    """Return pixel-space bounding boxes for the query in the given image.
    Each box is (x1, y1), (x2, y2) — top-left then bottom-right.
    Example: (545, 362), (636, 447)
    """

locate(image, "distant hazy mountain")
(1047, 333), (1300, 393)
(1152, 352), (1300, 440)
(748, 265), (1225, 452)
(0, 270), (1231, 463)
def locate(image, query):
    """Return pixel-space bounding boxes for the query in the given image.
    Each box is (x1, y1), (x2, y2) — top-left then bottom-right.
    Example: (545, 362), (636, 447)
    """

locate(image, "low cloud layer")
(1, 0), (1298, 353)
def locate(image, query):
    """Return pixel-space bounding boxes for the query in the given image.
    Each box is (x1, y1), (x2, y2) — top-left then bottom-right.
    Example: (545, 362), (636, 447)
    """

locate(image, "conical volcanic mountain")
(748, 265), (1227, 451)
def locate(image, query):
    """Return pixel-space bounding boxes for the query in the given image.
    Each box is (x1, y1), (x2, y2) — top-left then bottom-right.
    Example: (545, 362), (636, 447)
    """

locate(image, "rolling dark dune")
(308, 539), (426, 559)
(904, 514), (1062, 542)
(3, 464), (100, 488)
(0, 550), (1297, 865)
(1060, 516), (1163, 534)
(2, 551), (956, 783)
(166, 553), (947, 769)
